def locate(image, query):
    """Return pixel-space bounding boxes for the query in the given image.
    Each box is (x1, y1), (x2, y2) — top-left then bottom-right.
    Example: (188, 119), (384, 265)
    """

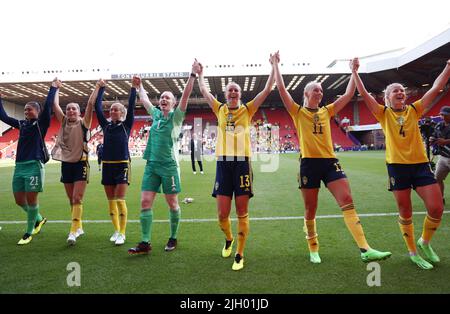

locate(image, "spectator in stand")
(271, 52), (391, 264)
(51, 79), (98, 245)
(430, 105), (450, 206)
(352, 57), (450, 270)
(340, 116), (351, 131)
(94, 78), (138, 246)
(0, 78), (60, 245)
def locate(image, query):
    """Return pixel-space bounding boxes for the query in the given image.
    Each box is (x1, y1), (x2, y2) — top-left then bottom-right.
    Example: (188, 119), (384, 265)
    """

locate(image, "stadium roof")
(1, 28), (449, 110)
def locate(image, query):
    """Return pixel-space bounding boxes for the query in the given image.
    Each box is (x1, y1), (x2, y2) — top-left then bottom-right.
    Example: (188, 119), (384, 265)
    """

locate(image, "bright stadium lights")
(0, 87), (28, 98)
(291, 75), (306, 91)
(327, 75), (347, 90)
(172, 79), (184, 93)
(13, 84), (47, 97)
(422, 83), (430, 87)
(204, 78), (211, 93)
(108, 81), (127, 95)
(221, 77), (226, 92)
(332, 76), (350, 90)
(315, 75), (323, 82)
(62, 83), (88, 96)
(286, 76), (298, 91)
(320, 75), (330, 84)
(144, 80), (160, 94)
(243, 77), (250, 92)
(249, 77), (256, 91)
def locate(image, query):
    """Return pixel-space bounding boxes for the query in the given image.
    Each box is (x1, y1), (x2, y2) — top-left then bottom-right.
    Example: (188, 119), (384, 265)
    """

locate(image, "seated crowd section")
(1, 90), (449, 160)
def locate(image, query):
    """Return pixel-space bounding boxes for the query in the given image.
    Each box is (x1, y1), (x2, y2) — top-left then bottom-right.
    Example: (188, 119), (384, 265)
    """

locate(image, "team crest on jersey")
(390, 177), (395, 187)
(313, 114), (320, 124)
(397, 116), (405, 126)
(226, 113), (235, 132)
(215, 181), (219, 190)
(302, 176), (308, 185)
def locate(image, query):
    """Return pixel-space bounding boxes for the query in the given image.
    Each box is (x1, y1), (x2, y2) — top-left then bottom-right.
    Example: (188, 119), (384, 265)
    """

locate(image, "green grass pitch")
(0, 151), (449, 293)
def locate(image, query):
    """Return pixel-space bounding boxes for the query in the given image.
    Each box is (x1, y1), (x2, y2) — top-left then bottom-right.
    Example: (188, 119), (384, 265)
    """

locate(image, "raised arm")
(124, 76), (139, 129)
(272, 51), (296, 113)
(94, 79), (108, 128)
(351, 58), (379, 114)
(179, 59), (201, 112)
(0, 95), (20, 128)
(333, 59), (357, 114)
(137, 79), (154, 114)
(421, 59), (450, 111)
(252, 62), (275, 111)
(82, 82), (99, 129)
(52, 80), (64, 123)
(41, 78), (61, 129)
(196, 61), (216, 109)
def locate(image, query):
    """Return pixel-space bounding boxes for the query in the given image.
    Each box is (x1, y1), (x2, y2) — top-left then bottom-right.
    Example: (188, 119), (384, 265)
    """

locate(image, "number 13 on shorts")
(239, 175), (250, 188)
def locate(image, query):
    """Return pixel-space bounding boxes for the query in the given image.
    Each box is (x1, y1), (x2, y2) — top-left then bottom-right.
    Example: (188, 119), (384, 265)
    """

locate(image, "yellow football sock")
(398, 216), (416, 254)
(70, 203), (83, 233)
(219, 216), (233, 241)
(304, 219), (319, 253)
(341, 204), (369, 250)
(116, 199), (128, 235)
(108, 200), (120, 232)
(421, 214), (441, 243)
(236, 214), (249, 256)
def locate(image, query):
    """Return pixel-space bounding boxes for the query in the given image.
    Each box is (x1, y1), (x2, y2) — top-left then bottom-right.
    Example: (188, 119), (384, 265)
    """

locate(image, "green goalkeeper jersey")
(143, 105), (185, 166)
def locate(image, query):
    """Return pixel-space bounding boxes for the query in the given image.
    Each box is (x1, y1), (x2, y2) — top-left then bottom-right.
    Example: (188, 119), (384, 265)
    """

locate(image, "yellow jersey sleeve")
(211, 98), (221, 117)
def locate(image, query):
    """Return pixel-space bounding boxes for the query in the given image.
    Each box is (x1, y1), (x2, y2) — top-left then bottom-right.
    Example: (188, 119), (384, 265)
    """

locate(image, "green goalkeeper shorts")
(12, 160), (45, 193)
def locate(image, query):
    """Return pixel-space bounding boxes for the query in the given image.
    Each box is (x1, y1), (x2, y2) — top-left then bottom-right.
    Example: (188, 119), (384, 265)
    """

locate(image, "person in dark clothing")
(431, 105), (450, 205)
(94, 77), (138, 245)
(190, 133), (204, 174)
(0, 78), (60, 245)
(420, 116), (437, 165)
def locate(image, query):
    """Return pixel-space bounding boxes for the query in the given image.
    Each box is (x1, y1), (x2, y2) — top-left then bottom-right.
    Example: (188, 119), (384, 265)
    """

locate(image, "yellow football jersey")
(373, 100), (428, 164)
(212, 99), (256, 157)
(287, 103), (336, 158)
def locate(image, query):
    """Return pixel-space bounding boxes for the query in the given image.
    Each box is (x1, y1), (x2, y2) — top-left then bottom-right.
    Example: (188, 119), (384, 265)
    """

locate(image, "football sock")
(70, 204), (83, 233)
(140, 209), (153, 243)
(219, 216), (233, 241)
(341, 204), (369, 251)
(20, 204), (28, 213)
(421, 214), (441, 243)
(26, 204), (39, 234)
(236, 214), (249, 256)
(108, 199), (120, 232)
(304, 218), (319, 252)
(398, 216), (416, 254)
(169, 208), (181, 239)
(117, 199), (128, 235)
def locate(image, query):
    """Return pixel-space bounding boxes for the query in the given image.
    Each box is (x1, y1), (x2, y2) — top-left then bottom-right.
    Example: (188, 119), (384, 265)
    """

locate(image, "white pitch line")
(0, 210), (448, 225)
